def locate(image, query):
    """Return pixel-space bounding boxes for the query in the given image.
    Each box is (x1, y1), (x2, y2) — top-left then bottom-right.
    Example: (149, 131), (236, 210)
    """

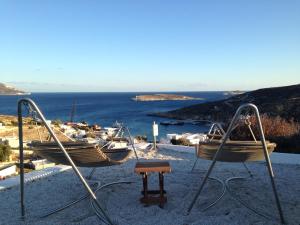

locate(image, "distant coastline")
(0, 93), (31, 96)
(132, 94), (203, 101)
(0, 83), (30, 96)
(150, 84), (300, 123)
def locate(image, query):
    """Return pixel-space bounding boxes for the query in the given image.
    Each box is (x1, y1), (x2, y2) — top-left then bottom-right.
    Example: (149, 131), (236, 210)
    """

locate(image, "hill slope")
(152, 84), (300, 122)
(0, 83), (30, 95)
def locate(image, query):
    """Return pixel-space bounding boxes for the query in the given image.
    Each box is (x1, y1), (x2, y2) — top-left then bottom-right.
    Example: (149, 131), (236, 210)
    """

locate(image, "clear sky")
(0, 0), (299, 92)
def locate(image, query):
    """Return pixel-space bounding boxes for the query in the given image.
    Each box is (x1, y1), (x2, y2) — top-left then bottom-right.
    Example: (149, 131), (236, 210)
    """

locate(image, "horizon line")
(24, 90), (246, 94)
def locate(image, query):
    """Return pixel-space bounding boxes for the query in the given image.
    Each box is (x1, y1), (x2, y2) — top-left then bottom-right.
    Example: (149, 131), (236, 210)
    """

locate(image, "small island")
(0, 83), (30, 95)
(132, 94), (203, 101)
(223, 90), (245, 96)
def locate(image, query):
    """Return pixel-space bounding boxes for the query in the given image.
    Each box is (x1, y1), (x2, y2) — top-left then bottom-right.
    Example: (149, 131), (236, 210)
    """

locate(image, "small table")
(134, 161), (171, 208)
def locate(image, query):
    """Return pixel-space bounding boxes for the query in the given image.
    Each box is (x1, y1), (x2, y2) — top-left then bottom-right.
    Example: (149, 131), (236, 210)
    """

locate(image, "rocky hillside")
(0, 83), (30, 95)
(152, 84), (300, 122)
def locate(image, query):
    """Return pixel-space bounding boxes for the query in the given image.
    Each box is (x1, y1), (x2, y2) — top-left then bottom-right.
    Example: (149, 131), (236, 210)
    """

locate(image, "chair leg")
(17, 105), (25, 219)
(92, 198), (114, 225)
(186, 157), (218, 214)
(242, 163), (253, 177)
(264, 158), (285, 224)
(254, 108), (285, 224)
(191, 158), (199, 172)
(87, 168), (97, 180)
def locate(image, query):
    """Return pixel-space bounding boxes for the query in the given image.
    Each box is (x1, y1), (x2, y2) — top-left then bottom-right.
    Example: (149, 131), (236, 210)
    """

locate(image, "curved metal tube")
(225, 177), (274, 221)
(200, 177), (226, 211)
(208, 123), (225, 136)
(189, 170), (227, 211)
(18, 98), (114, 225)
(41, 181), (133, 218)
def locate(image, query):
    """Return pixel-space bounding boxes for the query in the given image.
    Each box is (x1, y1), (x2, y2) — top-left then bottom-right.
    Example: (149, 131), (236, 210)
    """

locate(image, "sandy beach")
(0, 146), (299, 225)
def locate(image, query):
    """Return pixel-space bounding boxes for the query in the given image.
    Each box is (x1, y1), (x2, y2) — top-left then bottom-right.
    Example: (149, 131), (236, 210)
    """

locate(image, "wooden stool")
(134, 161), (171, 208)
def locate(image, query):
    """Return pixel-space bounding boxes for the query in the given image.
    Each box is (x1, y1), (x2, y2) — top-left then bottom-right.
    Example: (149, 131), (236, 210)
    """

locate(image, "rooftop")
(0, 145), (299, 224)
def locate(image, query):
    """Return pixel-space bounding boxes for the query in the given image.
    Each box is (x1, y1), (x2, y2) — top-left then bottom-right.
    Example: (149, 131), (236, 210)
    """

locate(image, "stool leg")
(159, 172), (164, 208)
(142, 173), (148, 202)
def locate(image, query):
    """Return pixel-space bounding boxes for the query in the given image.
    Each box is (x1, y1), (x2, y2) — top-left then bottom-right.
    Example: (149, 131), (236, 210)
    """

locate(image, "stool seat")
(134, 161), (171, 174)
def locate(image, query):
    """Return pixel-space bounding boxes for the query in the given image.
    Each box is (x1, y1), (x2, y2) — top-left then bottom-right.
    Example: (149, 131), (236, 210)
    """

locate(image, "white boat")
(165, 133), (208, 145)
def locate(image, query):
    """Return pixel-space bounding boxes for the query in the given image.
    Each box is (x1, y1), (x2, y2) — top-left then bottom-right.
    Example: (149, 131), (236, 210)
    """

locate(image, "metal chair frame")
(18, 98), (119, 225)
(186, 103), (285, 224)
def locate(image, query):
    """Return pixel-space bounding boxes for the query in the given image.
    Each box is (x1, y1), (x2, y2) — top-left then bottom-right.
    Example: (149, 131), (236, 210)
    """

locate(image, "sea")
(0, 92), (226, 140)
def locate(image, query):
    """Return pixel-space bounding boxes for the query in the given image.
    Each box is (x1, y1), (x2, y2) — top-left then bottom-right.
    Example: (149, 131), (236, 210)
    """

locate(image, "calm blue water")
(0, 92), (226, 139)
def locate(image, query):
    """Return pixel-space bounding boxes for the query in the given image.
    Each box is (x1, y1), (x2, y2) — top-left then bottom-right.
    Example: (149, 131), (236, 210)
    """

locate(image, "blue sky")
(0, 0), (299, 92)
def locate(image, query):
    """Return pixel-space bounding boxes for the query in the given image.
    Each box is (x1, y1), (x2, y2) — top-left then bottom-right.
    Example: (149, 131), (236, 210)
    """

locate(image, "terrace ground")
(0, 145), (299, 225)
